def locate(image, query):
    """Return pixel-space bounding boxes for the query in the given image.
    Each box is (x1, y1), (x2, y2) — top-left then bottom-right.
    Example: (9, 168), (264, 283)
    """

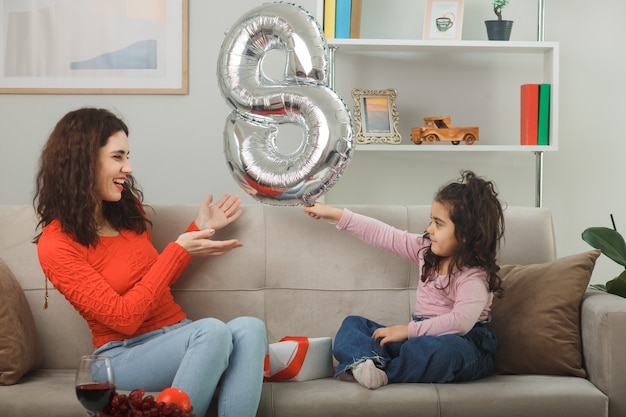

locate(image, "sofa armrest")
(581, 288), (626, 417)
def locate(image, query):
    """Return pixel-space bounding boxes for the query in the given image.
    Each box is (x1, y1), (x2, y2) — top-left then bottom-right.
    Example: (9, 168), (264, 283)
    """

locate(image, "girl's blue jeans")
(333, 315), (497, 383)
(94, 317), (267, 417)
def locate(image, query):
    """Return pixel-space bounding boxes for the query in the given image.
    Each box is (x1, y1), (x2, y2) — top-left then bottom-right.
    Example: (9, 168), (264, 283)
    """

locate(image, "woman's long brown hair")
(33, 108), (150, 247)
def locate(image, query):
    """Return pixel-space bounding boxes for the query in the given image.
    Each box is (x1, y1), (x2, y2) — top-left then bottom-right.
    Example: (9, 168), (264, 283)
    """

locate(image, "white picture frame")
(0, 0), (188, 94)
(423, 0), (464, 41)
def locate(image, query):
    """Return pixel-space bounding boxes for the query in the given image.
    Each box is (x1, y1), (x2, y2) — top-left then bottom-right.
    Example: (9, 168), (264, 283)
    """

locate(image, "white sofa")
(0, 204), (624, 417)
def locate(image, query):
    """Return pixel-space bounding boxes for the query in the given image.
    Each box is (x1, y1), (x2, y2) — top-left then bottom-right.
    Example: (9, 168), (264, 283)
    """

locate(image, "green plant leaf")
(589, 283), (607, 292)
(582, 227), (626, 267)
(607, 270), (626, 298)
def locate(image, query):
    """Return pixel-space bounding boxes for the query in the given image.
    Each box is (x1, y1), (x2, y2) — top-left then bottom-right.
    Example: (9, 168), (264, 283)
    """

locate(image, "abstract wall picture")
(0, 0), (188, 94)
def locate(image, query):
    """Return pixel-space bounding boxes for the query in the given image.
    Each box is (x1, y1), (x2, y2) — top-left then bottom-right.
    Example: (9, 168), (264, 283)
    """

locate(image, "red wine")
(76, 383), (115, 412)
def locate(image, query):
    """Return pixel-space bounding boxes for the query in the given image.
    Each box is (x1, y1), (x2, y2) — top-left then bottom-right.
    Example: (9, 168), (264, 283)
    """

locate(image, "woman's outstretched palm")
(195, 193), (242, 231)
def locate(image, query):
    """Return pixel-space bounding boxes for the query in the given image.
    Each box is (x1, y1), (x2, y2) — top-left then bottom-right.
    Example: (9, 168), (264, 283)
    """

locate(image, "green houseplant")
(493, 0), (509, 20)
(582, 225), (626, 297)
(485, 0), (513, 41)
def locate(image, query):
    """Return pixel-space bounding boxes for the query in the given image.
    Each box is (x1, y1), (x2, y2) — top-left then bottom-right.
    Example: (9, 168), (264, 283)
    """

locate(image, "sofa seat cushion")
(0, 258), (42, 385)
(437, 374), (608, 417)
(489, 250), (600, 377)
(262, 375), (607, 417)
(0, 369), (85, 417)
(262, 378), (441, 417)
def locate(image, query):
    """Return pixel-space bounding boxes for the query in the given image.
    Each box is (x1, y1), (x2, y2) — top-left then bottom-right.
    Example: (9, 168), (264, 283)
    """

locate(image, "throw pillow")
(488, 250), (600, 378)
(0, 257), (42, 385)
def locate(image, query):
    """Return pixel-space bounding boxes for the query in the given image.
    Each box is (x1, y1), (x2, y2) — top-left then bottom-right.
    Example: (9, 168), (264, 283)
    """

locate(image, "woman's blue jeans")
(94, 317), (267, 417)
(333, 315), (496, 383)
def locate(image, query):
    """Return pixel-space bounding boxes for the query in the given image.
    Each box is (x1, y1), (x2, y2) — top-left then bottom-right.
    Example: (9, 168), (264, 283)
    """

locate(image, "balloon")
(218, 2), (354, 206)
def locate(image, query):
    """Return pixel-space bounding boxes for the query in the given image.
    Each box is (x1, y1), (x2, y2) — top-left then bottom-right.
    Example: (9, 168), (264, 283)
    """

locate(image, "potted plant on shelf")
(582, 218), (626, 297)
(485, 0), (513, 41)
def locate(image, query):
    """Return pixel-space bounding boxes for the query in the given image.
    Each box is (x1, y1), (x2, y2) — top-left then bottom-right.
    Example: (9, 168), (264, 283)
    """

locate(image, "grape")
(102, 389), (195, 417)
(129, 389), (146, 401)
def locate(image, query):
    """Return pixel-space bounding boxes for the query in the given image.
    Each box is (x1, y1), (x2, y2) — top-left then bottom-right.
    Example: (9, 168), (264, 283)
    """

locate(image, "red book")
(520, 84), (539, 145)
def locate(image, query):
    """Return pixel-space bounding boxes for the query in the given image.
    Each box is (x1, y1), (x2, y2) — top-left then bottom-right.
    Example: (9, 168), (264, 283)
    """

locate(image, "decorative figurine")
(411, 116), (479, 145)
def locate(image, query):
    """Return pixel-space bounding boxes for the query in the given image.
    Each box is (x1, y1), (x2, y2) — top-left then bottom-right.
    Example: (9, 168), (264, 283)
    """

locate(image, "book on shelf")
(323, 0), (336, 39)
(520, 83), (539, 146)
(335, 0), (351, 38)
(350, 0), (362, 38)
(538, 83), (551, 146)
(324, 0), (361, 39)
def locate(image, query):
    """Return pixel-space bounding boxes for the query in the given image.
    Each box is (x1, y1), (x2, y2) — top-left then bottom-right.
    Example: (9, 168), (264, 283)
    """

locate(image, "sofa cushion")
(0, 257), (42, 385)
(489, 250), (600, 378)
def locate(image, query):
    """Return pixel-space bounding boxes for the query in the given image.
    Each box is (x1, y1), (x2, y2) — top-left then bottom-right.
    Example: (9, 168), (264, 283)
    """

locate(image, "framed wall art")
(423, 0), (464, 41)
(0, 0), (188, 94)
(352, 88), (402, 145)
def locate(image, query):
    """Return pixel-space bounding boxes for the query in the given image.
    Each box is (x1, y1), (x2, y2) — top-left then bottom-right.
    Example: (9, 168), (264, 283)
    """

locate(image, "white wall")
(0, 0), (624, 285)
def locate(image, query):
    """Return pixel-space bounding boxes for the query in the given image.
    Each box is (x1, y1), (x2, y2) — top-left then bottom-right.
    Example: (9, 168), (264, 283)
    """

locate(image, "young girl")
(303, 170), (504, 389)
(33, 108), (267, 417)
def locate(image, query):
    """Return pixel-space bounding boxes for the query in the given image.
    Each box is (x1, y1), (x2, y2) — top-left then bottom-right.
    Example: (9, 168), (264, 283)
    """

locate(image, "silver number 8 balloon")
(218, 2), (354, 206)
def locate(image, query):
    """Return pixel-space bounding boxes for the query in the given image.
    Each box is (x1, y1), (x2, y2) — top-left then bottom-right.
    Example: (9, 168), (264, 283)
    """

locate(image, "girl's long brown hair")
(33, 108), (150, 247)
(421, 170), (505, 295)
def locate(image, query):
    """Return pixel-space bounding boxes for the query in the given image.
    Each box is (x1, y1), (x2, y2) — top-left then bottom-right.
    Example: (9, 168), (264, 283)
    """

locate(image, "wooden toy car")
(411, 116), (479, 145)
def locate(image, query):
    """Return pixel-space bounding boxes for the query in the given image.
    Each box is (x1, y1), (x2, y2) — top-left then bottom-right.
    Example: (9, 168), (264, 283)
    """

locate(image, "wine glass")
(75, 355), (116, 417)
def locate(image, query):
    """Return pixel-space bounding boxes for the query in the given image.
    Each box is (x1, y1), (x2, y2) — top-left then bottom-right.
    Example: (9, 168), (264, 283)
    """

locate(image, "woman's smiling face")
(94, 130), (132, 203)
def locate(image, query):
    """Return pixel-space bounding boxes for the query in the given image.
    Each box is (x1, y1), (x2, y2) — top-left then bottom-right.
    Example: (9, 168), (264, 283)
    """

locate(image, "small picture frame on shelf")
(352, 88), (402, 145)
(423, 0), (464, 41)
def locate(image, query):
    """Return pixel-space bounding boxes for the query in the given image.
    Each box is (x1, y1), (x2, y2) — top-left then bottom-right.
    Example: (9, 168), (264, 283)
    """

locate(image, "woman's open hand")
(194, 194), (242, 231)
(176, 229), (243, 257)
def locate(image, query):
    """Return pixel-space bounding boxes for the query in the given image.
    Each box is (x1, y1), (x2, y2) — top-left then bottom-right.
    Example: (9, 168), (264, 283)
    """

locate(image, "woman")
(33, 107), (266, 417)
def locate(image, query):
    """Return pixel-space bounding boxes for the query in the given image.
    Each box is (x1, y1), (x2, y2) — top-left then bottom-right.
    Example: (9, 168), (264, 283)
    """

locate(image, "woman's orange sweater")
(37, 219), (196, 348)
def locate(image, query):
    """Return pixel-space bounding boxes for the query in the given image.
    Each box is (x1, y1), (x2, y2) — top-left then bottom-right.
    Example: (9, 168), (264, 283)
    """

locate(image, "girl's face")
(427, 200), (459, 260)
(94, 131), (132, 203)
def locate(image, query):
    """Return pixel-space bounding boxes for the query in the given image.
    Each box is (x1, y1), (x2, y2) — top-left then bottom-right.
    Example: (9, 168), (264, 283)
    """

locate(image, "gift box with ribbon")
(264, 336), (334, 382)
